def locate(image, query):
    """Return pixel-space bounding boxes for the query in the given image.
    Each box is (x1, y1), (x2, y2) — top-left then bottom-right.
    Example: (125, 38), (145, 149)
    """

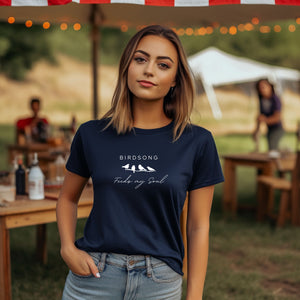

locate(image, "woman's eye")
(134, 57), (146, 63)
(158, 63), (170, 70)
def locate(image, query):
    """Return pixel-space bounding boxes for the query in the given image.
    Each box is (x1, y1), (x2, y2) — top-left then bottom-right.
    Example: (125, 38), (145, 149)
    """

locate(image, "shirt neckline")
(133, 121), (174, 135)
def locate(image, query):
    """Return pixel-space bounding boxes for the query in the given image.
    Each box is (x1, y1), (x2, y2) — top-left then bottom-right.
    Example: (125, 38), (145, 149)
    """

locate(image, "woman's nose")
(144, 62), (154, 76)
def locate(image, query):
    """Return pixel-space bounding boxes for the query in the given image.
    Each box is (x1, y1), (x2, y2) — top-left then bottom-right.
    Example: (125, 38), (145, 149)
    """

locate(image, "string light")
(8, 17), (15, 24)
(177, 28), (185, 36)
(229, 26), (237, 35)
(60, 23), (68, 31)
(251, 17), (259, 25)
(206, 26), (213, 34)
(185, 28), (194, 36)
(5, 16), (300, 36)
(121, 25), (128, 32)
(288, 24), (296, 32)
(244, 23), (254, 31)
(43, 22), (50, 29)
(260, 26), (271, 33)
(25, 20), (33, 28)
(197, 27), (206, 36)
(73, 23), (81, 31)
(220, 27), (228, 35)
(274, 25), (281, 33)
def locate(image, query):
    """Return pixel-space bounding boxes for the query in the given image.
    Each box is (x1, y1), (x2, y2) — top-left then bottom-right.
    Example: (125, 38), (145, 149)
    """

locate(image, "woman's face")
(258, 80), (273, 98)
(127, 35), (178, 103)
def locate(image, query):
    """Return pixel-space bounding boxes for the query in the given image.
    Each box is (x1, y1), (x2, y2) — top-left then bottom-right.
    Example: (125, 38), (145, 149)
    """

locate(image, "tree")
(0, 22), (55, 80)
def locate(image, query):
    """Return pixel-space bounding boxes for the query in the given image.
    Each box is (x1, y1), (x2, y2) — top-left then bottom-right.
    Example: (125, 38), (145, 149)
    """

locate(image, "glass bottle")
(15, 157), (26, 195)
(28, 153), (44, 200)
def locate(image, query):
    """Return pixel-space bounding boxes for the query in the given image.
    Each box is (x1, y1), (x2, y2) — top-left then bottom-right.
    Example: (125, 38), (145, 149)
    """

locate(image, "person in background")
(16, 97), (49, 144)
(56, 25), (224, 300)
(253, 78), (285, 151)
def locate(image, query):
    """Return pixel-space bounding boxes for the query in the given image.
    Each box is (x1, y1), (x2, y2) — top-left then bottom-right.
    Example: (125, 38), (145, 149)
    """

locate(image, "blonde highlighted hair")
(102, 25), (195, 141)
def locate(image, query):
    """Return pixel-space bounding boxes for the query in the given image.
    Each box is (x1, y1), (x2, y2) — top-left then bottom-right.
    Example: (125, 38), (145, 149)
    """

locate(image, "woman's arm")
(56, 170), (100, 277)
(185, 185), (215, 300)
(258, 110), (281, 126)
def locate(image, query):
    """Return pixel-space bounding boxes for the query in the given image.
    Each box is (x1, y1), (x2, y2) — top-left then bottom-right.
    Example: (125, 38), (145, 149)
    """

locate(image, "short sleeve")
(66, 126), (90, 178)
(273, 95), (282, 112)
(188, 132), (224, 191)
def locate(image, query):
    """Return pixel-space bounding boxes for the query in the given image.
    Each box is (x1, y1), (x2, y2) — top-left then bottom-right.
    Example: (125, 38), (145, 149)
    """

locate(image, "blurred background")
(0, 15), (300, 300)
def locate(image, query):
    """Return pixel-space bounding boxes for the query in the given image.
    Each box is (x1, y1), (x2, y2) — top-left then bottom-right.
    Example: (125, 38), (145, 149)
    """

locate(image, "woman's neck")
(132, 98), (172, 129)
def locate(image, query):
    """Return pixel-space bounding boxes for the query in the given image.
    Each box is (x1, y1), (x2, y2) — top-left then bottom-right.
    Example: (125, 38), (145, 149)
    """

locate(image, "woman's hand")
(61, 245), (100, 278)
(257, 114), (267, 123)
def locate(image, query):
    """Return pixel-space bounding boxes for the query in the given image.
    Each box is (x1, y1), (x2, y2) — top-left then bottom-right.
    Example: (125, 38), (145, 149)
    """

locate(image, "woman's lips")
(138, 80), (156, 87)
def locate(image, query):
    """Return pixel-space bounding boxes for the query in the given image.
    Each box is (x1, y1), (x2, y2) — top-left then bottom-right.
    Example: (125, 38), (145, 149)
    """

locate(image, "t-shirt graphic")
(114, 154), (168, 190)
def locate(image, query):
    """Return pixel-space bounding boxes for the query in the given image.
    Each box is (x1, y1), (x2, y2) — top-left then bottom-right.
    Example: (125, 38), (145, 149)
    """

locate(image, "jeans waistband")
(90, 252), (165, 278)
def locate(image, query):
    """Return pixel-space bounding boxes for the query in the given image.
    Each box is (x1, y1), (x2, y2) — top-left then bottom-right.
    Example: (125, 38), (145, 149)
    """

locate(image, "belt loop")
(146, 255), (152, 278)
(98, 252), (107, 273)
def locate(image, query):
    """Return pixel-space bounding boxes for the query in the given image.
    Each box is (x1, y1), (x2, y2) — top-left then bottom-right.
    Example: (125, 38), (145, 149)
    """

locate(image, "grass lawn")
(0, 124), (299, 299)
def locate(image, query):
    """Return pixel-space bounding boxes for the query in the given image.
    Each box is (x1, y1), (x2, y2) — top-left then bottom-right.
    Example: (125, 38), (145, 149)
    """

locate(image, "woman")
(56, 25), (224, 300)
(253, 79), (284, 151)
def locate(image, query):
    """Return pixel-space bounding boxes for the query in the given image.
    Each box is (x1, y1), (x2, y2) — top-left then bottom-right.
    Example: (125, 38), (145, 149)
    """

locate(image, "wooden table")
(0, 188), (93, 300)
(222, 152), (291, 213)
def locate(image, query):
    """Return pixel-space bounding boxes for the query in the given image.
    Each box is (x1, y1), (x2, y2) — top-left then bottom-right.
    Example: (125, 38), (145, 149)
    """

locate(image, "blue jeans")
(62, 252), (183, 300)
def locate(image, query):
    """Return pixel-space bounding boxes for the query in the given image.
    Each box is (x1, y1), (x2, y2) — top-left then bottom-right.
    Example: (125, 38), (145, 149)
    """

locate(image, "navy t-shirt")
(66, 119), (224, 275)
(259, 94), (282, 130)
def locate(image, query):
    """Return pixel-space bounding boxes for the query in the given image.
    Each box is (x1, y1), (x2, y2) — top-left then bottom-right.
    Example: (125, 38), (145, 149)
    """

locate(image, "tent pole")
(201, 79), (222, 119)
(90, 5), (103, 120)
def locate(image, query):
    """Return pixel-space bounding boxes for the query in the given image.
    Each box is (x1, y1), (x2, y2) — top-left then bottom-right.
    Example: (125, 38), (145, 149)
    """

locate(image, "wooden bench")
(257, 151), (300, 227)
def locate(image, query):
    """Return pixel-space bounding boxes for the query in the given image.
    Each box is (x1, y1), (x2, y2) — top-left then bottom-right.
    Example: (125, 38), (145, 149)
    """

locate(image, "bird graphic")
(122, 164), (156, 173)
(131, 165), (136, 173)
(122, 164), (130, 170)
(138, 164), (147, 172)
(146, 166), (156, 172)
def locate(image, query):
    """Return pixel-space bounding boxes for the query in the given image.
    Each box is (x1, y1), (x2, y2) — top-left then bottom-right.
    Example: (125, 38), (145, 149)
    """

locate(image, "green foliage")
(0, 124), (14, 170)
(100, 27), (136, 65)
(49, 25), (91, 63)
(0, 22), (55, 80)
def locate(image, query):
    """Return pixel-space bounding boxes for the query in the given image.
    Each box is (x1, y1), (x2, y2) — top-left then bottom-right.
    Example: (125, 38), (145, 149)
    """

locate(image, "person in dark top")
(253, 79), (284, 150)
(56, 25), (224, 300)
(16, 97), (49, 143)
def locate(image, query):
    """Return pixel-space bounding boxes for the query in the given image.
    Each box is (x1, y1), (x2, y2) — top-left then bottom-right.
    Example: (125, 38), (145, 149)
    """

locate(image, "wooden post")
(36, 224), (47, 264)
(0, 219), (11, 300)
(90, 5), (103, 120)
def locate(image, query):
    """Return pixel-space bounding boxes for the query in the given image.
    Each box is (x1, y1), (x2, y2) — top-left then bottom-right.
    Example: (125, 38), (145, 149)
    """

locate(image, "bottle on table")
(28, 152), (44, 200)
(9, 157), (18, 188)
(55, 154), (65, 184)
(15, 157), (26, 195)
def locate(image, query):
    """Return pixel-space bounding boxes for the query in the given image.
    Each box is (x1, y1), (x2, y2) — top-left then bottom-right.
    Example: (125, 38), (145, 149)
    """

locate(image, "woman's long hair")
(102, 25), (195, 141)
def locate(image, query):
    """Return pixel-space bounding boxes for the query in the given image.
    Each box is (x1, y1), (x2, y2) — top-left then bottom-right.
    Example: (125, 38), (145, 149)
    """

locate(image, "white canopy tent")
(188, 47), (300, 119)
